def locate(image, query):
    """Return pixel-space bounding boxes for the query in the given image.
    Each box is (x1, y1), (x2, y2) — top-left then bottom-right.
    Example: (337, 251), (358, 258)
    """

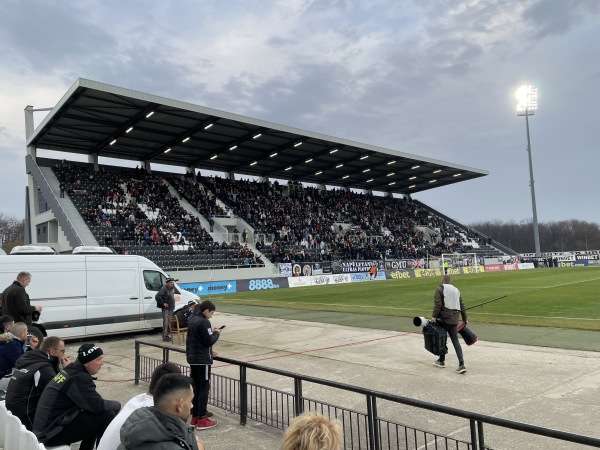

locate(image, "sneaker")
(163, 335), (172, 342)
(433, 360), (445, 368)
(190, 416), (198, 427)
(206, 411), (214, 417)
(456, 365), (467, 374)
(196, 416), (218, 429)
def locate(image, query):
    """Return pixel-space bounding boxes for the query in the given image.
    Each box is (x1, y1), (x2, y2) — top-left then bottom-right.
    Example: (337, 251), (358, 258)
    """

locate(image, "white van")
(0, 254), (198, 340)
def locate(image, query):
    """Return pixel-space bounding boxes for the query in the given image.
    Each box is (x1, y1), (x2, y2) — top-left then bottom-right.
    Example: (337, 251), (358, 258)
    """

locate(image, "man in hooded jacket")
(117, 373), (203, 450)
(5, 336), (70, 430)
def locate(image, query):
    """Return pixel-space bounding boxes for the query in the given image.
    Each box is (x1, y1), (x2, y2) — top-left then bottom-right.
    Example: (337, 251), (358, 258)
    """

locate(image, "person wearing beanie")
(33, 343), (121, 450)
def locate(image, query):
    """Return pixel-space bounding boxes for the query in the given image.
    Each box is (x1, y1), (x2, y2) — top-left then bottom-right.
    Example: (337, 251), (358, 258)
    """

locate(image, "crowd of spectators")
(53, 160), (481, 266)
(186, 176), (474, 263)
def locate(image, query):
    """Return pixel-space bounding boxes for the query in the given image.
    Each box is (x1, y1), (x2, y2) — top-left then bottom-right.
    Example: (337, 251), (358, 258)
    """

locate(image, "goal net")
(441, 253), (479, 274)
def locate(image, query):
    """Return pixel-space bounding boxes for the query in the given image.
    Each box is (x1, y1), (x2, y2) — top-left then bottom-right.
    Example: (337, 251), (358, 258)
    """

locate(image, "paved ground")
(60, 307), (599, 449)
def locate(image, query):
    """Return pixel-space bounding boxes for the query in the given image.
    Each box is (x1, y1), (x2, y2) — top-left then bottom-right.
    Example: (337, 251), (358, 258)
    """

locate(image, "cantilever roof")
(27, 78), (488, 194)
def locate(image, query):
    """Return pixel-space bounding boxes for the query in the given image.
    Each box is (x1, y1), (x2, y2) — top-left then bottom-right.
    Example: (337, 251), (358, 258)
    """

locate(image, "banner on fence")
(180, 280), (237, 296)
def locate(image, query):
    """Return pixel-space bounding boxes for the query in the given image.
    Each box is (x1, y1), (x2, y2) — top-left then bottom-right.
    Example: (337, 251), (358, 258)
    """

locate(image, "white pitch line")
(221, 299), (600, 321)
(508, 277), (600, 290)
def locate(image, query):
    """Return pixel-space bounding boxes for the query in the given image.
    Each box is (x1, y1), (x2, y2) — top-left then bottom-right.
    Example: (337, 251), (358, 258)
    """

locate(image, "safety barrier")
(135, 339), (600, 450)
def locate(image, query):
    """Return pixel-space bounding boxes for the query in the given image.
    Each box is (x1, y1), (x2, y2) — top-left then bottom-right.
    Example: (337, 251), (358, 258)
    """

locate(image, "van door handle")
(144, 296), (152, 299)
(130, 297), (139, 300)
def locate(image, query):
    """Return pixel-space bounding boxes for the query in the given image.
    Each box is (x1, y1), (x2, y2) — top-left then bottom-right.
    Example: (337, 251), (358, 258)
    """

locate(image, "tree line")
(468, 219), (600, 254)
(0, 213), (25, 253)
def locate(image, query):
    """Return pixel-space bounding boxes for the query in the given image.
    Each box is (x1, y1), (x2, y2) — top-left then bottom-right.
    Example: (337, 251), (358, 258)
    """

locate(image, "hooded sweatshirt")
(117, 406), (198, 450)
(5, 348), (60, 430)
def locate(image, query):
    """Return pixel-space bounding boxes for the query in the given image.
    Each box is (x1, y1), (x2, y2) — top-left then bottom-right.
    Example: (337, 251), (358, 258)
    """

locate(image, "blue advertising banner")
(237, 277), (290, 292)
(179, 280), (237, 296)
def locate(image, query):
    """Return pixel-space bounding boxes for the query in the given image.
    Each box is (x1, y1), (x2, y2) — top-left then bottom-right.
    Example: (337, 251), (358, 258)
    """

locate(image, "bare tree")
(468, 220), (600, 253)
(0, 213), (25, 252)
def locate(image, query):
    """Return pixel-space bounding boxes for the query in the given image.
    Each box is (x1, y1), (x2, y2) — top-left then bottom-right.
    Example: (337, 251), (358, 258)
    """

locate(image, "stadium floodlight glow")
(515, 83), (541, 256)
(366, 178), (373, 183)
(330, 148), (338, 154)
(305, 158), (313, 163)
(411, 165), (420, 169)
(335, 163), (344, 168)
(270, 152), (278, 158)
(204, 123), (213, 129)
(453, 173), (462, 177)
(229, 145), (237, 150)
(360, 155), (369, 160)
(362, 168), (370, 173)
(164, 147), (172, 153)
(109, 139), (116, 145)
(210, 154), (218, 160)
(182, 137), (190, 143)
(315, 170), (322, 175)
(285, 166), (292, 171)
(342, 175), (349, 179)
(253, 133), (262, 139)
(516, 85), (538, 116)
(388, 181), (396, 186)
(294, 141), (303, 147)
(387, 160), (396, 165)
(250, 161), (258, 166)
(387, 172), (394, 177)
(145, 111), (154, 118)
(126, 127), (133, 133)
(433, 169), (441, 173)
(409, 176), (417, 180)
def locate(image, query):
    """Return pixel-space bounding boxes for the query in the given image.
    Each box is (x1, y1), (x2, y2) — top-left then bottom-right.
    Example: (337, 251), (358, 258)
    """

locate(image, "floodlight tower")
(515, 84), (541, 256)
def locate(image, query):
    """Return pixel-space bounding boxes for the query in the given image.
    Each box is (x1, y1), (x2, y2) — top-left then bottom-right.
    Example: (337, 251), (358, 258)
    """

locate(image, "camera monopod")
(464, 294), (508, 311)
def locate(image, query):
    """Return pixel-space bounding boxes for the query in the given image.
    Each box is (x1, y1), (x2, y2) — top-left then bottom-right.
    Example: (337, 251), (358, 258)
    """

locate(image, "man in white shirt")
(97, 362), (182, 450)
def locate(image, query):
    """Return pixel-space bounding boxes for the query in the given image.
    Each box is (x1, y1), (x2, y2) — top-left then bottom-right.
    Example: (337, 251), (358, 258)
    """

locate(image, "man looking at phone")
(186, 300), (221, 429)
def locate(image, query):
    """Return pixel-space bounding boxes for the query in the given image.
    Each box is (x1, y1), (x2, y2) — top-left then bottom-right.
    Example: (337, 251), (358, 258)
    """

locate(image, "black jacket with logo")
(5, 349), (60, 430)
(33, 359), (121, 443)
(186, 312), (219, 365)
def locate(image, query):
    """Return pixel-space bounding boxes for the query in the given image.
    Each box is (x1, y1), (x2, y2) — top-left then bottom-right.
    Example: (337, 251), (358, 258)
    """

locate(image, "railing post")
(134, 340), (140, 385)
(239, 366), (247, 425)
(367, 395), (380, 450)
(477, 420), (485, 450)
(469, 419), (479, 450)
(162, 346), (169, 363)
(294, 377), (303, 416)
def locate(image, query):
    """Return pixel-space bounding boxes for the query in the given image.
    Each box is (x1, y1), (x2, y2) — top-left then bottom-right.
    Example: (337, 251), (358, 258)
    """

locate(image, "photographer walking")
(431, 275), (468, 374)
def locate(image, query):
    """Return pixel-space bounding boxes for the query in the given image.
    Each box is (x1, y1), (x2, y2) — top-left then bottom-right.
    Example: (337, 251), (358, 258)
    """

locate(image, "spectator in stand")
(33, 343), (121, 450)
(281, 412), (343, 450)
(97, 362), (183, 450)
(5, 336), (71, 430)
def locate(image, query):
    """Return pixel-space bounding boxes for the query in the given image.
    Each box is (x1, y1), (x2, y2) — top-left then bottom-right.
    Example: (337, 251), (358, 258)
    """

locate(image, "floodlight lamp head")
(516, 84), (538, 116)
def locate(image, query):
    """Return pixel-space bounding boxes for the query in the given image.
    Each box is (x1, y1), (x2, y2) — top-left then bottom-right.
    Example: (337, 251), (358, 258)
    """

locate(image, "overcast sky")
(1, 0), (599, 226)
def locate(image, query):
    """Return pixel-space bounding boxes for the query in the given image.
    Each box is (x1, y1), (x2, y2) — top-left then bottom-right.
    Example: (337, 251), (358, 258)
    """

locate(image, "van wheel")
(28, 326), (45, 347)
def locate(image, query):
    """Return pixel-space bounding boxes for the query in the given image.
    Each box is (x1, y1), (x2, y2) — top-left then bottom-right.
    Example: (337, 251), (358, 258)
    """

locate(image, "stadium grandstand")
(22, 78), (515, 283)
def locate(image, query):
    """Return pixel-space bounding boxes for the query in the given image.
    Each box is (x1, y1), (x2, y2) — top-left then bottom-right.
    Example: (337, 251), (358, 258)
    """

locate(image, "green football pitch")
(220, 267), (600, 331)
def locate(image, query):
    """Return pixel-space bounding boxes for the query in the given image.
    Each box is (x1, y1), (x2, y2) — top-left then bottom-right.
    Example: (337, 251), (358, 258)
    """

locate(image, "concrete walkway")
(60, 310), (599, 449)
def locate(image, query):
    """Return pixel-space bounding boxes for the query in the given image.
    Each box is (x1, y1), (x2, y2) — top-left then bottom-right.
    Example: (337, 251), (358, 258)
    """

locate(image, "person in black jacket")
(1, 272), (42, 327)
(186, 300), (221, 430)
(5, 336), (71, 430)
(33, 343), (121, 450)
(156, 277), (176, 342)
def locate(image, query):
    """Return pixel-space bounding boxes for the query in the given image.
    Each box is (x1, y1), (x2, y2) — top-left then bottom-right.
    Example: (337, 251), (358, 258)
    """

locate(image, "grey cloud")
(524, 0), (600, 39)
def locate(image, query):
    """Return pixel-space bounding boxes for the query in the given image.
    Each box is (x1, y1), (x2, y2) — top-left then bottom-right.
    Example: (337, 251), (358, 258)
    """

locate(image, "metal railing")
(134, 340), (600, 450)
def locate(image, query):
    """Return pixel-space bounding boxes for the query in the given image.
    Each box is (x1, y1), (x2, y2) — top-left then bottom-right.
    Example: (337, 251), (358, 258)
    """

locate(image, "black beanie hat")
(77, 344), (103, 364)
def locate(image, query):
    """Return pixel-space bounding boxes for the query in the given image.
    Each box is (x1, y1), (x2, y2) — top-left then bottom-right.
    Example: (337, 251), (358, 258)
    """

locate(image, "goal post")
(440, 253), (479, 274)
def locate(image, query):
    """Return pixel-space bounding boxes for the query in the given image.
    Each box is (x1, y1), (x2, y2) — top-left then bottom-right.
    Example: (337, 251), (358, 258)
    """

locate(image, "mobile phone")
(218, 325), (226, 329)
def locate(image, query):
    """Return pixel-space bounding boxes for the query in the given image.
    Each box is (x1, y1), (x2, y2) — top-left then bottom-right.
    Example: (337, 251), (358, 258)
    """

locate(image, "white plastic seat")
(5, 412), (23, 449)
